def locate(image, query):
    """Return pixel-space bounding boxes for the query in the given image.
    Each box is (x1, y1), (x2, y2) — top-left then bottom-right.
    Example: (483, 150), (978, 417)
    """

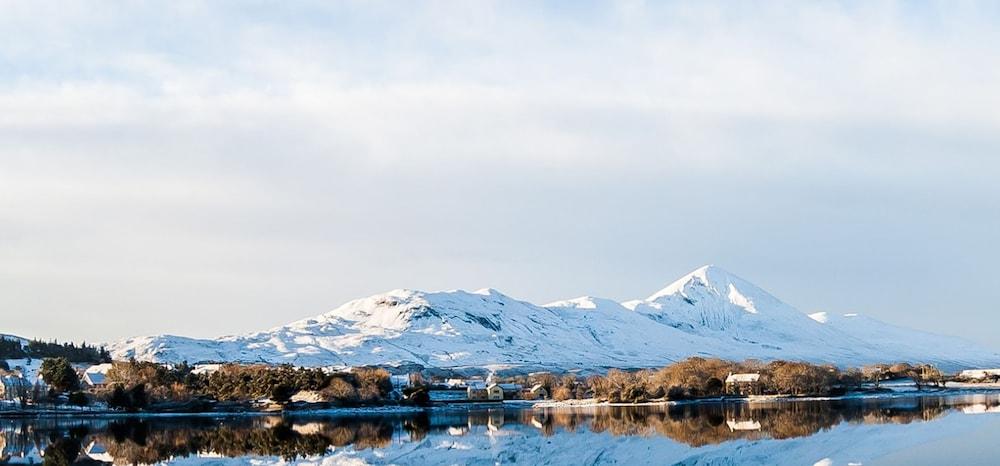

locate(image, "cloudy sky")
(2, 1), (998, 347)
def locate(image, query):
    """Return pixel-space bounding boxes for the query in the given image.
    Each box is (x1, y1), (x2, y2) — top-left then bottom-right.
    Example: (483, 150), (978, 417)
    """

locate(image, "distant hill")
(1, 334), (110, 363)
(110, 265), (1000, 373)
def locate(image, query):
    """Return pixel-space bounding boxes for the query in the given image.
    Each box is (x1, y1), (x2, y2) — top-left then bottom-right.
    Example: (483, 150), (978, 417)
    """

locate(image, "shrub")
(322, 377), (358, 402)
(270, 383), (295, 403)
(353, 367), (391, 402)
(552, 386), (573, 401)
(68, 391), (89, 407)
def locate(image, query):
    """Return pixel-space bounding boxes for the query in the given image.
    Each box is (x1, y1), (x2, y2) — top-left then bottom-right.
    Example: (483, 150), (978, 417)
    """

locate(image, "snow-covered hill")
(109, 266), (1000, 372)
(0, 334), (28, 346)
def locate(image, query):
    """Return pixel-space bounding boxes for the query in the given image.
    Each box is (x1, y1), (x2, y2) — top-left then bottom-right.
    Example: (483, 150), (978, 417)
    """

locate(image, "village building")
(486, 383), (504, 400)
(192, 364), (223, 376)
(525, 384), (548, 400)
(497, 383), (522, 399)
(958, 369), (1000, 381)
(466, 381), (489, 400)
(725, 373), (761, 395)
(83, 363), (113, 389)
(0, 374), (30, 401)
(468, 381), (513, 401)
(444, 378), (468, 388)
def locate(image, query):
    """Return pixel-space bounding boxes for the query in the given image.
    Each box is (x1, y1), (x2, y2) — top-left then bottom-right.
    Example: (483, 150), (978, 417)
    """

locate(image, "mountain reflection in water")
(1, 394), (999, 464)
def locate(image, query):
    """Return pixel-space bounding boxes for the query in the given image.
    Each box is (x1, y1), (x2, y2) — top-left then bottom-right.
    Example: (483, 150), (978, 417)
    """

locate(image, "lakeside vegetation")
(0, 353), (965, 414)
(496, 358), (947, 404)
(7, 359), (405, 412)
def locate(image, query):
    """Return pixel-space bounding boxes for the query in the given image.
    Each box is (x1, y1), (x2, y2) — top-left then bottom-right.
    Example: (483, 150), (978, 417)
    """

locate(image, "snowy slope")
(808, 311), (997, 369)
(109, 266), (1000, 372)
(625, 266), (887, 366)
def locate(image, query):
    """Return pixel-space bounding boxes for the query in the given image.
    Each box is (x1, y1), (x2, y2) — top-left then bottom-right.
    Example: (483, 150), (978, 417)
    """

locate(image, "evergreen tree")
(40, 357), (80, 393)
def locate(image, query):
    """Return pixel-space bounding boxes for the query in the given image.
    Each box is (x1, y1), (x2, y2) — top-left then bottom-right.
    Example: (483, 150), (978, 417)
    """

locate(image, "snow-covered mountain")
(109, 265), (1000, 372)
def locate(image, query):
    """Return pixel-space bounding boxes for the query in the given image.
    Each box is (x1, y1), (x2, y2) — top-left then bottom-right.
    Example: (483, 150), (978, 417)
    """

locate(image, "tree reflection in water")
(2, 394), (997, 464)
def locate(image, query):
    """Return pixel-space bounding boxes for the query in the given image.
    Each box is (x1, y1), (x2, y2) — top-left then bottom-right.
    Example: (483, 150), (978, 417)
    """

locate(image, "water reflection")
(1, 394), (998, 464)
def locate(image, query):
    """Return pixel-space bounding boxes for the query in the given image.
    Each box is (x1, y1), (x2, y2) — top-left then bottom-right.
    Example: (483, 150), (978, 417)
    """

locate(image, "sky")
(1, 1), (998, 347)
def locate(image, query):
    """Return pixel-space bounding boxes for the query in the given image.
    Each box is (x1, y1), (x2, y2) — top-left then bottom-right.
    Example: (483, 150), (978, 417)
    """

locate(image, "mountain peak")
(109, 267), (1000, 371)
(646, 265), (747, 302)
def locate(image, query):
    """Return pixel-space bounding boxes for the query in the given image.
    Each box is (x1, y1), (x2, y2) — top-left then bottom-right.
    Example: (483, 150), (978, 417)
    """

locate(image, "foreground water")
(3, 393), (1000, 465)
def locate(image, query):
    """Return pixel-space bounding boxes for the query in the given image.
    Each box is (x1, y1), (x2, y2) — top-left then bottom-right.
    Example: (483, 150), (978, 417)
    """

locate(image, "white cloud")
(1, 1), (999, 345)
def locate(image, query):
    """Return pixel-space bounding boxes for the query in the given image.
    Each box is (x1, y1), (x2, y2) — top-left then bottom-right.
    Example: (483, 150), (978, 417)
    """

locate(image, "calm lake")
(3, 393), (1000, 465)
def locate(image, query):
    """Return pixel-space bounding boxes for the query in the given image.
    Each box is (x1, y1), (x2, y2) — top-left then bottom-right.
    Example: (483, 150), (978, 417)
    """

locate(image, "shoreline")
(5, 385), (1000, 418)
(532, 385), (1000, 409)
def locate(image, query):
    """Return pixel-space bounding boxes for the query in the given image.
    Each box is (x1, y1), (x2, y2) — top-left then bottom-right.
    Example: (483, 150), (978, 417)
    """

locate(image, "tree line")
(22, 356), (948, 410)
(0, 336), (110, 363)
(31, 359), (399, 410)
(498, 358), (947, 404)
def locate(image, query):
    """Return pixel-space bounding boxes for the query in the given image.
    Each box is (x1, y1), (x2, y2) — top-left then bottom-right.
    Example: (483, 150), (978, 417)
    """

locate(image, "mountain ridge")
(108, 265), (1000, 373)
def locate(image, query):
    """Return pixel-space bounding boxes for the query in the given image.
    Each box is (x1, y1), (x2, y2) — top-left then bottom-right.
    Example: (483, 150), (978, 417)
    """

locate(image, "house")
(958, 369), (1000, 381)
(0, 374), (30, 401)
(497, 383), (522, 399)
(192, 364), (223, 375)
(467, 382), (488, 400)
(83, 363), (113, 388)
(444, 378), (468, 388)
(725, 373), (761, 395)
(468, 381), (505, 401)
(486, 383), (504, 400)
(525, 384), (548, 400)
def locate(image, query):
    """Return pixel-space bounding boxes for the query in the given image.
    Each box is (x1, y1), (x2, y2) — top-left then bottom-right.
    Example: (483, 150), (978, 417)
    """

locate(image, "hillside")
(109, 266), (1000, 373)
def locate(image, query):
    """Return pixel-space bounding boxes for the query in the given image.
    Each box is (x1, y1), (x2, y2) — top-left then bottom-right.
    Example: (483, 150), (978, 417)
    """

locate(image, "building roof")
(192, 364), (222, 375)
(530, 384), (547, 392)
(84, 363), (113, 386)
(725, 373), (760, 383)
(445, 378), (467, 387)
(960, 369), (1000, 378)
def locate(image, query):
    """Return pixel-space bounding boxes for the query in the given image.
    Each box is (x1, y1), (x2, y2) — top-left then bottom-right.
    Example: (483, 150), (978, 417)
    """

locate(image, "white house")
(83, 363), (113, 388)
(467, 381), (489, 400)
(0, 374), (30, 401)
(192, 364), (223, 375)
(959, 369), (1000, 380)
(527, 384), (548, 400)
(485, 383), (504, 400)
(497, 383), (522, 398)
(725, 373), (761, 395)
(444, 378), (468, 388)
